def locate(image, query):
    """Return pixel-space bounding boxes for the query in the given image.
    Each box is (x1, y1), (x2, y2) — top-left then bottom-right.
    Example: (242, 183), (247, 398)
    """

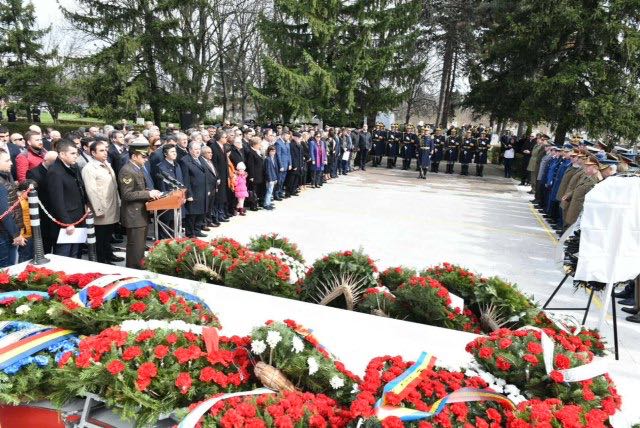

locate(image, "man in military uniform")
(418, 127), (434, 179)
(564, 154), (601, 228)
(431, 128), (446, 173)
(118, 139), (162, 269)
(527, 134), (549, 193)
(402, 124), (417, 170)
(474, 131), (490, 176)
(459, 130), (475, 176)
(387, 123), (401, 168)
(444, 128), (460, 174)
(371, 123), (387, 167)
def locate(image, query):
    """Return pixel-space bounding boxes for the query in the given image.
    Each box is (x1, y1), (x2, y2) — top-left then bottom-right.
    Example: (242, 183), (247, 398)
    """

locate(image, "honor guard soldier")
(475, 131), (490, 176)
(387, 123), (401, 168)
(371, 123), (387, 167)
(418, 127), (434, 179)
(445, 128), (460, 174)
(431, 128), (446, 173)
(459, 130), (475, 176)
(402, 124), (417, 170)
(118, 138), (162, 269)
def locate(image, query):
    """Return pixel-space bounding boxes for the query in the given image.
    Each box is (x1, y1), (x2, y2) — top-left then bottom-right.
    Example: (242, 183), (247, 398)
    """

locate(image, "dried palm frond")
(254, 362), (296, 392)
(186, 248), (224, 283)
(479, 303), (509, 332)
(311, 270), (369, 310)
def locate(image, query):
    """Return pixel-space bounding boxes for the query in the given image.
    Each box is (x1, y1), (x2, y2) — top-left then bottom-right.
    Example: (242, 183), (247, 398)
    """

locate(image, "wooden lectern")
(146, 189), (186, 239)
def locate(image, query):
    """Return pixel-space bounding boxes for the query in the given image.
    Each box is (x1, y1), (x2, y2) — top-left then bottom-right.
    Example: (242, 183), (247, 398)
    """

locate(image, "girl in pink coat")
(234, 162), (249, 215)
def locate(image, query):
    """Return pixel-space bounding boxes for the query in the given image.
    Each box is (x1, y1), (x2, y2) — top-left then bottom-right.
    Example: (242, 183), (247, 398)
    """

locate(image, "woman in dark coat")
(245, 137), (265, 210)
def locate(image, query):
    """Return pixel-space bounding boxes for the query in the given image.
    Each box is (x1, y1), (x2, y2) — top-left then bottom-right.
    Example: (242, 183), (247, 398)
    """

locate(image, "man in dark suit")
(27, 151), (58, 254)
(200, 145), (219, 227)
(287, 132), (304, 196)
(108, 130), (128, 176)
(118, 139), (162, 268)
(245, 137), (265, 210)
(209, 130), (229, 223)
(180, 141), (211, 237)
(46, 141), (89, 258)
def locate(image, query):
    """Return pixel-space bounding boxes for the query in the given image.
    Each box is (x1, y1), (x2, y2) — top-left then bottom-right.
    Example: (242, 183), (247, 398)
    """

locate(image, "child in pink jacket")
(234, 162), (249, 216)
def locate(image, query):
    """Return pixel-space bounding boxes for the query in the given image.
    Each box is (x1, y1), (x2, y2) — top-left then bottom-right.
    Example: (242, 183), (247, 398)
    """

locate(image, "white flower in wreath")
(330, 375), (345, 390)
(251, 339), (267, 355)
(46, 307), (57, 316)
(266, 330), (282, 348)
(291, 336), (304, 353)
(15, 304), (31, 315)
(0, 308), (4, 316)
(308, 357), (319, 375)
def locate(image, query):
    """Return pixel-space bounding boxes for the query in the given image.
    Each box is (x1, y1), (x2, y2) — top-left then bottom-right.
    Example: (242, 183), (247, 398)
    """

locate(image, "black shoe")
(109, 255), (124, 262)
(627, 314), (640, 323)
(614, 283), (634, 298)
(219, 217), (229, 223)
(110, 236), (124, 244)
(201, 226), (211, 232)
(621, 306), (639, 315)
(619, 298), (636, 306)
(194, 231), (207, 238)
(265, 205), (274, 210)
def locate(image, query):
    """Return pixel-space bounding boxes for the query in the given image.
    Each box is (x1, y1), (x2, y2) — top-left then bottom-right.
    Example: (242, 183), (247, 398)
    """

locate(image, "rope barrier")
(0, 188), (32, 223)
(36, 198), (90, 228)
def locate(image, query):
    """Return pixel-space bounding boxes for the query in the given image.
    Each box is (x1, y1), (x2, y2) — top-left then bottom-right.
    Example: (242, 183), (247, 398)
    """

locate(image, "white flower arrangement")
(329, 375), (345, 389)
(465, 360), (526, 404)
(266, 330), (282, 348)
(251, 339), (267, 355)
(120, 319), (204, 334)
(46, 307), (57, 316)
(265, 247), (307, 284)
(15, 304), (31, 315)
(307, 357), (319, 375)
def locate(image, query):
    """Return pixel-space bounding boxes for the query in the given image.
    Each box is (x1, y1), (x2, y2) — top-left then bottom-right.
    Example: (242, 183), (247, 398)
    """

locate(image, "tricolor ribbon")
(0, 324), (50, 349)
(0, 327), (74, 370)
(177, 387), (275, 428)
(70, 274), (211, 310)
(290, 322), (331, 356)
(374, 352), (515, 422)
(0, 291), (49, 301)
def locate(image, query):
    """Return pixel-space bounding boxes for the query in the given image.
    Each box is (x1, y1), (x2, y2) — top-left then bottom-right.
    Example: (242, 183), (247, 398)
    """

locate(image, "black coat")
(180, 155), (210, 215)
(290, 141), (304, 173)
(156, 159), (185, 193)
(229, 146), (245, 167)
(210, 141), (229, 204)
(6, 142), (22, 180)
(46, 158), (87, 227)
(201, 157), (218, 213)
(245, 149), (265, 184)
(107, 144), (129, 176)
(176, 145), (189, 162)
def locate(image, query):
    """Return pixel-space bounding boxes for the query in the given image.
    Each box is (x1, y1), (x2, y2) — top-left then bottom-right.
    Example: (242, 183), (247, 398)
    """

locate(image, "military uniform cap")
(583, 155), (600, 166)
(598, 159), (618, 170)
(129, 138), (150, 156)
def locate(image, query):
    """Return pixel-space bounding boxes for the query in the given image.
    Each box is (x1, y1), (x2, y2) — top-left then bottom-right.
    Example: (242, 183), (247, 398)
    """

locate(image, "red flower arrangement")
(350, 355), (512, 427)
(248, 233), (306, 263)
(225, 252), (297, 299)
(52, 327), (255, 426)
(2, 266), (104, 293)
(379, 266), (417, 291)
(184, 390), (352, 428)
(466, 329), (621, 422)
(509, 398), (616, 428)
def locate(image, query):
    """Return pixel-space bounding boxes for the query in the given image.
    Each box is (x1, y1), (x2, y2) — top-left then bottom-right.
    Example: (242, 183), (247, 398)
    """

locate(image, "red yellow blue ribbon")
(374, 352), (515, 422)
(0, 327), (74, 370)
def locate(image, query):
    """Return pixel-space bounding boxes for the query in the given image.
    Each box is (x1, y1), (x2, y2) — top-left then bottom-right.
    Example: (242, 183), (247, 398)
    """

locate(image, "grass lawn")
(1, 109), (105, 125)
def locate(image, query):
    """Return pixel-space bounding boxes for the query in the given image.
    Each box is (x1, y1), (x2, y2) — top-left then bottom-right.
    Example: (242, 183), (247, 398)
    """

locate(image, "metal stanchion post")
(28, 189), (49, 265)
(86, 210), (97, 262)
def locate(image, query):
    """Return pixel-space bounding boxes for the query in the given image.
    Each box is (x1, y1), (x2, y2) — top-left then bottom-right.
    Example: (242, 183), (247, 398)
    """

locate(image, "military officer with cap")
(386, 123), (401, 168)
(402, 124), (418, 170)
(564, 154), (602, 228)
(431, 128), (446, 173)
(118, 138), (162, 268)
(475, 131), (490, 176)
(459, 130), (475, 176)
(371, 123), (387, 167)
(444, 128), (460, 174)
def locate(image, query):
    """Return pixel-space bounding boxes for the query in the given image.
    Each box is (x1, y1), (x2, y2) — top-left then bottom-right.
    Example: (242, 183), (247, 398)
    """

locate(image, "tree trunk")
(142, 1), (162, 126)
(554, 118), (569, 146)
(441, 50), (458, 128)
(436, 38), (453, 128)
(516, 121), (526, 138)
(217, 25), (228, 122)
(405, 98), (413, 125)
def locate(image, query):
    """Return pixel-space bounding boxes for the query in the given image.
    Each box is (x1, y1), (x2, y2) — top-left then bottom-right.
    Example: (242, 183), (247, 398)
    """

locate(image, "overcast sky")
(31, 0), (67, 28)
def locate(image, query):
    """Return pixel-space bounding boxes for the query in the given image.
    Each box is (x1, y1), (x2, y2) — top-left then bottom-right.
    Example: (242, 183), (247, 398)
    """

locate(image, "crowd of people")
(5, 121), (470, 270)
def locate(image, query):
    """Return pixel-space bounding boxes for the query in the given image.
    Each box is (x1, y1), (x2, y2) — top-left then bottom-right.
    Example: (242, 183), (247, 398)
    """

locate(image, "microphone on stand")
(156, 173), (178, 191)
(160, 170), (186, 188)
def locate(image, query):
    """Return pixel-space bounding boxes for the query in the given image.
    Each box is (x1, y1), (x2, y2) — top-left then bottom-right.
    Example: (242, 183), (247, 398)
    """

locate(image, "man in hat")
(475, 131), (490, 177)
(546, 144), (574, 230)
(527, 134), (549, 193)
(431, 128), (446, 173)
(564, 155), (602, 228)
(118, 138), (162, 268)
(371, 123), (386, 167)
(459, 130), (475, 176)
(444, 128), (460, 174)
(387, 124), (401, 168)
(402, 124), (417, 170)
(518, 133), (536, 185)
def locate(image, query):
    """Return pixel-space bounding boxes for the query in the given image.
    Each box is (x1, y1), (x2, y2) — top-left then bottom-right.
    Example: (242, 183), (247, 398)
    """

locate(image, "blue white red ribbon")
(374, 352), (515, 422)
